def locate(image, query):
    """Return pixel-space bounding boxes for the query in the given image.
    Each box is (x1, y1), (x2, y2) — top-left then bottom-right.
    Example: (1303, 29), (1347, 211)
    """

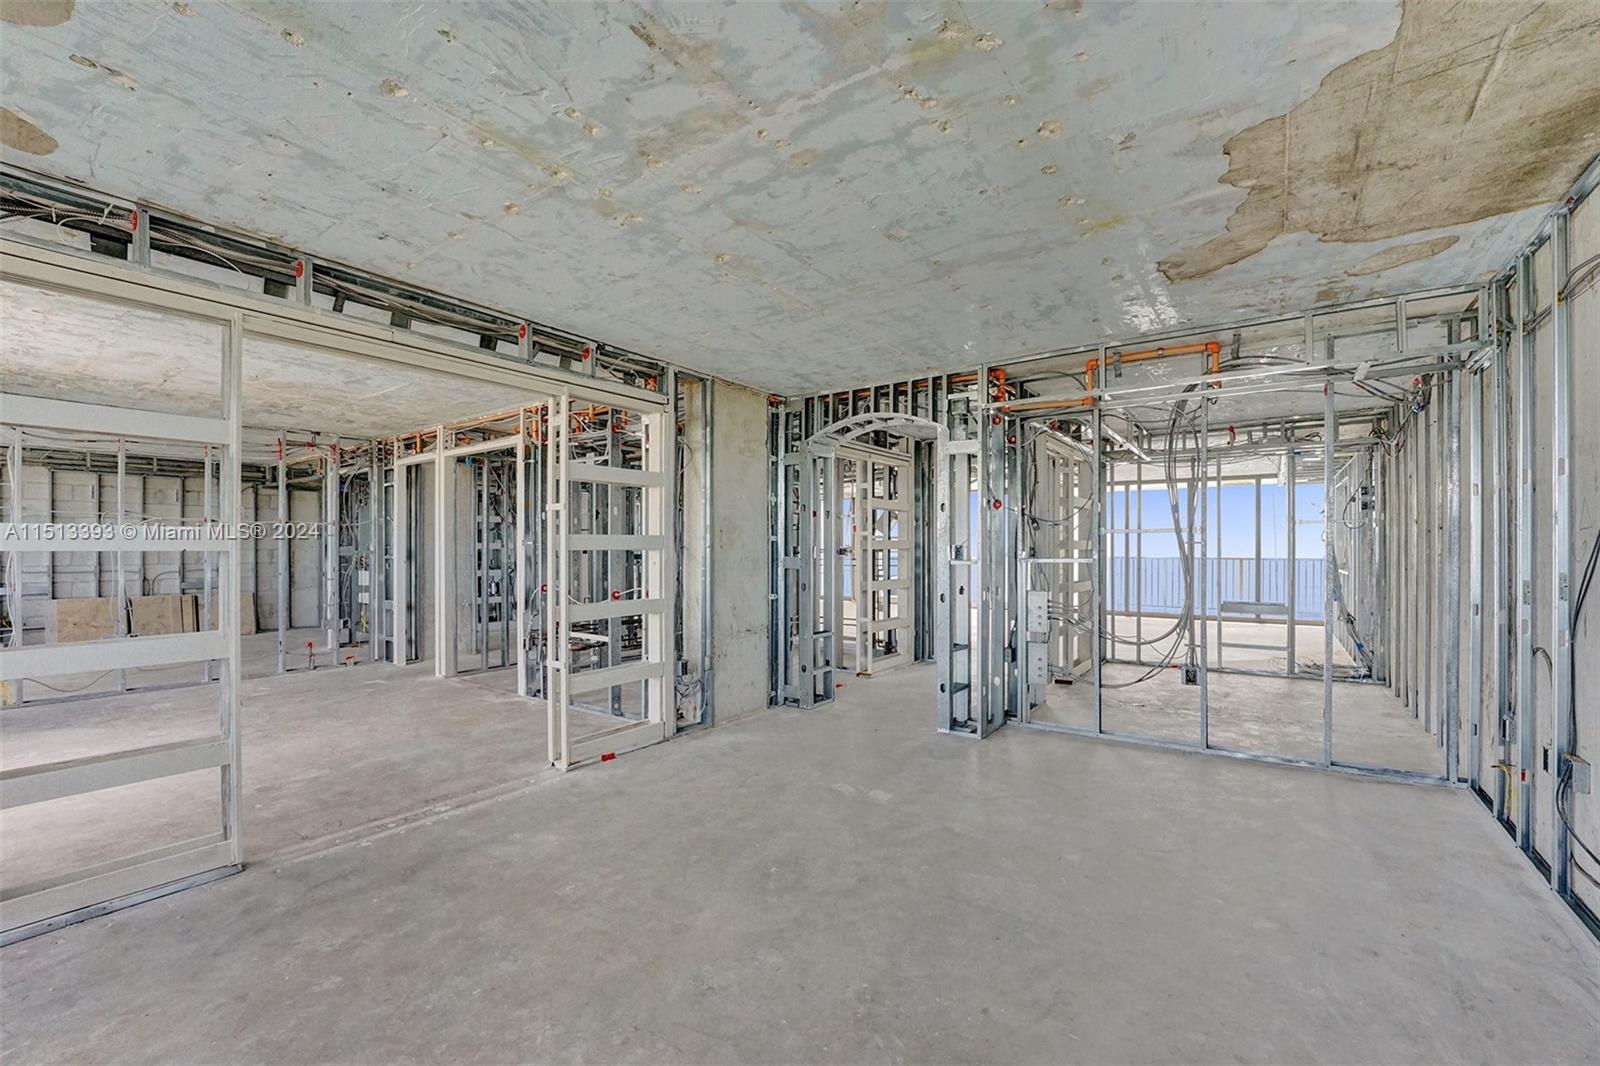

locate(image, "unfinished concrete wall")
(708, 381), (771, 721)
(678, 377), (771, 725)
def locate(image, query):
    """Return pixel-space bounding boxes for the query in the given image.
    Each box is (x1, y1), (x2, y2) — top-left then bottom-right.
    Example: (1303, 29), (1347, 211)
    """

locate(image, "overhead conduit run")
(1002, 340), (1223, 413)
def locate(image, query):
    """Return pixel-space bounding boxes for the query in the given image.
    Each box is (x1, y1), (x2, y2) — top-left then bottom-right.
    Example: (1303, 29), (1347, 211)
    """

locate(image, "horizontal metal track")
(1, 737), (228, 809)
(1, 392), (229, 444)
(0, 631), (227, 680)
(566, 533), (665, 552)
(566, 597), (665, 622)
(566, 659), (667, 694)
(565, 461), (663, 487)
(0, 236), (665, 411)
(0, 836), (234, 934)
(563, 718), (666, 769)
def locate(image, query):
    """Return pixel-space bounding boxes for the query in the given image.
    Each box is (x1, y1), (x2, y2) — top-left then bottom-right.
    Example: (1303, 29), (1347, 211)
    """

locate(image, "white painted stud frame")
(0, 310), (244, 942)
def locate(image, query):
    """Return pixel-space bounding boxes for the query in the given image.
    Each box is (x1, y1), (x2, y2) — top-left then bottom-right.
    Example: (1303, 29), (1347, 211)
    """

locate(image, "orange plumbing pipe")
(1085, 341), (1221, 392)
(1001, 340), (1222, 413)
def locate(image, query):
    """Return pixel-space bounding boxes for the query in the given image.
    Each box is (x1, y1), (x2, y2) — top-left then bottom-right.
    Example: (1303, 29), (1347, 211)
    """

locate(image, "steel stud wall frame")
(0, 225), (673, 940)
(771, 381), (960, 709)
(0, 308), (244, 943)
(545, 389), (677, 770)
(760, 161), (1600, 938)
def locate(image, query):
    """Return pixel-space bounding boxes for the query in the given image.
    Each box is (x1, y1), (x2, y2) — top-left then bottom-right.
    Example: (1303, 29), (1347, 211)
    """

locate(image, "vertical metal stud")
(1514, 250), (1536, 854)
(1549, 208), (1573, 896)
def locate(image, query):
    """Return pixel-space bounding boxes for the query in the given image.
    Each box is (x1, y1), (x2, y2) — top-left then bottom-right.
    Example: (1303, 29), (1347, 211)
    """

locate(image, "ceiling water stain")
(379, 78), (408, 98)
(790, 1), (890, 77)
(908, 17), (965, 67)
(1159, 1), (1600, 283)
(1, 0), (73, 26)
(627, 10), (722, 86)
(1345, 235), (1460, 276)
(1, 107), (58, 154)
(1079, 213), (1128, 235)
(633, 103), (746, 166)
(788, 148), (822, 169)
(1076, 74), (1115, 100)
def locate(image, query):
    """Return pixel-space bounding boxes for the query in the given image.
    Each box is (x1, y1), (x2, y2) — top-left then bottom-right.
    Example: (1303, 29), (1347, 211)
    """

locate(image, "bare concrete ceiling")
(2, 1), (1596, 394)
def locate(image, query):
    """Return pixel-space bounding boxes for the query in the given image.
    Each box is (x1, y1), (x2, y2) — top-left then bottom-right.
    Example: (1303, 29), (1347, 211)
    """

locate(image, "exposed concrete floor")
(1030, 663), (1444, 775)
(1, 655), (619, 893)
(4, 664), (1597, 1063)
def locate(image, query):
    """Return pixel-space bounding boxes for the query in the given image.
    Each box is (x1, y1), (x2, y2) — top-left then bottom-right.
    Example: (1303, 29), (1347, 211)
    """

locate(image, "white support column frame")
(324, 446), (339, 653)
(545, 392), (678, 769)
(391, 452), (410, 666)
(1321, 322), (1336, 768)
(546, 393), (568, 766)
(516, 408), (530, 698)
(275, 435), (287, 675)
(369, 443), (384, 664)
(219, 315), (245, 863)
(433, 426), (456, 678)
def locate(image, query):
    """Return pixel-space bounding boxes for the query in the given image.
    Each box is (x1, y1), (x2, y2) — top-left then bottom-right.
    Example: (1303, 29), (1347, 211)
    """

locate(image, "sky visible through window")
(1108, 482), (1326, 559)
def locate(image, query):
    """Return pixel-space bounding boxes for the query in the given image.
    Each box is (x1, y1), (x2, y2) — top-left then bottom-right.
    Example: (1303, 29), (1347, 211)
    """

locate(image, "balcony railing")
(1108, 557), (1326, 621)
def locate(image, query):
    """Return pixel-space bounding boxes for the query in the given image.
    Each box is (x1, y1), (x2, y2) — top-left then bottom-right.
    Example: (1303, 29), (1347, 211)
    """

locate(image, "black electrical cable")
(1556, 529), (1600, 871)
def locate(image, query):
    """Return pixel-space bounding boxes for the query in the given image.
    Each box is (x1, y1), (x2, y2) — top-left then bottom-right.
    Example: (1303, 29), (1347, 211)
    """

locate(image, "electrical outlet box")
(1182, 664), (1199, 686)
(1026, 591), (1049, 637)
(1564, 754), (1592, 795)
(1026, 642), (1049, 686)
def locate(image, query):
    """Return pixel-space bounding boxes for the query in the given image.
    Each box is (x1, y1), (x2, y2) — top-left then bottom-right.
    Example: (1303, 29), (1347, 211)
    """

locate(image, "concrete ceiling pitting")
(2, 1), (1597, 393)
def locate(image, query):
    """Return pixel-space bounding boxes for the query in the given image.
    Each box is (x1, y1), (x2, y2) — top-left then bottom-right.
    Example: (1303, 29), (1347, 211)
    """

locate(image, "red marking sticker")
(294, 259), (305, 279)
(131, 208), (140, 232)
(610, 589), (622, 601)
(581, 344), (593, 360)
(518, 322), (528, 340)
(600, 752), (617, 762)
